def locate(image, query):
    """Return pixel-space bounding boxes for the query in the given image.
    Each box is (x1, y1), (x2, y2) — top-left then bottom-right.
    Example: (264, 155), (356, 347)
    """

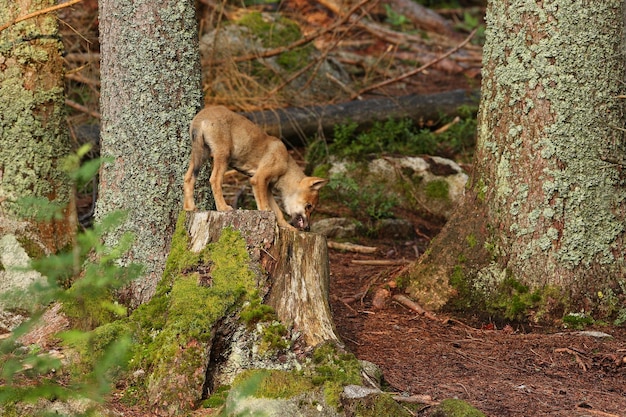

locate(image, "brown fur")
(183, 106), (328, 230)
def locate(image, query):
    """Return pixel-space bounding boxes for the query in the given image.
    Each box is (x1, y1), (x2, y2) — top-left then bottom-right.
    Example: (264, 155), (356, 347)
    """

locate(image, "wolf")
(183, 106), (328, 231)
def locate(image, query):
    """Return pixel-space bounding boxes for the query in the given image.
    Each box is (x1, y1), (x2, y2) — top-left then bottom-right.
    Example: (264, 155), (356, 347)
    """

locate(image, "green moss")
(134, 222), (256, 365)
(256, 370), (314, 399)
(236, 11), (301, 48)
(433, 398), (485, 417)
(349, 392), (414, 417)
(202, 384), (231, 408)
(61, 287), (123, 330)
(424, 180), (449, 200)
(309, 342), (363, 408)
(240, 299), (277, 327)
(465, 234), (477, 249)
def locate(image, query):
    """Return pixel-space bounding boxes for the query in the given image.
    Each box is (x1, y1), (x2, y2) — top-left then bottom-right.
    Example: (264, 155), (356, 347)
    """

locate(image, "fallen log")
(72, 90), (480, 150)
(242, 89), (480, 146)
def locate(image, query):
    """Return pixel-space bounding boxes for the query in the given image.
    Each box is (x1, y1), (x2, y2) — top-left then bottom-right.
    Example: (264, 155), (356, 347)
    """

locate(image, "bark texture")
(405, 0), (626, 318)
(188, 210), (340, 345)
(97, 0), (206, 305)
(0, 0), (73, 253)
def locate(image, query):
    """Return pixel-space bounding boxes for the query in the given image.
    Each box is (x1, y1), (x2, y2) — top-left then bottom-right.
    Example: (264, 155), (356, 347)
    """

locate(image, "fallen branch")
(0, 0), (83, 33)
(352, 28), (477, 99)
(392, 294), (438, 321)
(555, 348), (588, 371)
(351, 259), (409, 266)
(328, 241), (378, 254)
(391, 393), (438, 406)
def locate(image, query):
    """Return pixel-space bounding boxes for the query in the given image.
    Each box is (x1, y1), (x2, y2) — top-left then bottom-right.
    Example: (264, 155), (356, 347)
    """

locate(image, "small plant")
(326, 173), (397, 222)
(384, 5), (410, 28)
(563, 312), (595, 329)
(0, 147), (141, 415)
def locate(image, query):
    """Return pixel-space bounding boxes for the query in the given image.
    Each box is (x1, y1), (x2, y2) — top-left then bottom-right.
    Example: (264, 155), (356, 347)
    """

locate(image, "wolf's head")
(282, 177), (329, 231)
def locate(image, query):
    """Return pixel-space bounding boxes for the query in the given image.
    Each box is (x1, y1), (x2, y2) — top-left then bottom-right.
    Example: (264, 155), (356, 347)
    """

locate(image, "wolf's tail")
(190, 126), (210, 177)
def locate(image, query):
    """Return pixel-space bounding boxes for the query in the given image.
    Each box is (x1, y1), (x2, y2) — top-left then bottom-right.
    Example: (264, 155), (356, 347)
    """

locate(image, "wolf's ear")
(307, 177), (329, 191)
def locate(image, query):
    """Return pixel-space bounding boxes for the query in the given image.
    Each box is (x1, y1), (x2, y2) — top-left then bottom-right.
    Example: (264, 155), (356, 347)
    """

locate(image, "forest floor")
(57, 1), (626, 416)
(328, 234), (626, 417)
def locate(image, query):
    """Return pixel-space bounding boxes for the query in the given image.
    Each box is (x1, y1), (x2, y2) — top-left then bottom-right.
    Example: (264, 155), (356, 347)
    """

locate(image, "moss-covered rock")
(431, 398), (485, 417)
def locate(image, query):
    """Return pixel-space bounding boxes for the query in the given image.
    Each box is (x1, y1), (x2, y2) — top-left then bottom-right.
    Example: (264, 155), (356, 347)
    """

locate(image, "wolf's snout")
(290, 214), (309, 231)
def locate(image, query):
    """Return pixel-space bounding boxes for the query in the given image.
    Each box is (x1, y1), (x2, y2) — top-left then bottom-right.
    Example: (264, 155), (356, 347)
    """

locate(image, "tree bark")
(0, 0), (73, 254)
(97, 0), (206, 306)
(404, 0), (626, 319)
(242, 89), (479, 146)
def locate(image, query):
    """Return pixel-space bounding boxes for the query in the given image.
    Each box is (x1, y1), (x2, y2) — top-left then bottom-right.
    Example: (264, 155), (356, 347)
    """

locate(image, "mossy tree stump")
(187, 210), (340, 346)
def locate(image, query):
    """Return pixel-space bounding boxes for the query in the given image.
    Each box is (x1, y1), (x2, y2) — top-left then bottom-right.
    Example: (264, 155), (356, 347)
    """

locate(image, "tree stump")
(186, 210), (340, 346)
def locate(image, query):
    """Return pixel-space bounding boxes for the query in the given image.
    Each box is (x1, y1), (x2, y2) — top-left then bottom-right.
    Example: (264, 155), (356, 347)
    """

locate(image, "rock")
(329, 155), (468, 220)
(311, 217), (358, 239)
(374, 218), (415, 239)
(0, 234), (45, 332)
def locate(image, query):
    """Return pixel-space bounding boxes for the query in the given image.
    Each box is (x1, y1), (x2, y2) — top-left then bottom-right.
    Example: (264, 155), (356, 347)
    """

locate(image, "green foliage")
(562, 312), (595, 329)
(384, 5), (410, 28)
(0, 151), (140, 415)
(240, 299), (277, 327)
(307, 109), (477, 167)
(326, 172), (397, 222)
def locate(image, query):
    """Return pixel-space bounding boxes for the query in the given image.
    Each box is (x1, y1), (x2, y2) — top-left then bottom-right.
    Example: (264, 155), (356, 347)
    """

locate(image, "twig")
(554, 347), (588, 371)
(351, 259), (409, 266)
(391, 394), (438, 406)
(575, 407), (622, 417)
(65, 99), (100, 119)
(0, 0), (84, 33)
(352, 28), (477, 99)
(328, 241), (377, 254)
(392, 294), (438, 321)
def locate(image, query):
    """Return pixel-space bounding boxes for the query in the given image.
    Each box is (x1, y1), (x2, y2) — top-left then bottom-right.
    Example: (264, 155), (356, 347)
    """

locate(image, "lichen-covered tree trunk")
(404, 1), (626, 320)
(0, 0), (73, 254)
(97, 0), (206, 305)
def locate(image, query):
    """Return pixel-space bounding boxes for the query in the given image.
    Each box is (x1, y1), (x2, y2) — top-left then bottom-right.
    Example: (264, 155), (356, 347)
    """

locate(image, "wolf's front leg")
(183, 163), (197, 211)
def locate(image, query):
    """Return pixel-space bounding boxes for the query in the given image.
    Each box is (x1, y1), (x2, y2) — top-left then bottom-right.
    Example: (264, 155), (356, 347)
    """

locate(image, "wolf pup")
(183, 106), (328, 231)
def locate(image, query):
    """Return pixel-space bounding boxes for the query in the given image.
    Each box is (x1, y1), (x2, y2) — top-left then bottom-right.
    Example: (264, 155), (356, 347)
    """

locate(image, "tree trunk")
(97, 0), (206, 306)
(403, 1), (626, 320)
(0, 0), (73, 254)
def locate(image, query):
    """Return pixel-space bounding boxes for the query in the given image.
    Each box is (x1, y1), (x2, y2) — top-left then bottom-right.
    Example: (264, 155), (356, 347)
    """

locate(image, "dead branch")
(65, 99), (100, 119)
(392, 294), (438, 321)
(554, 348), (588, 371)
(352, 28), (477, 99)
(0, 0), (83, 33)
(328, 241), (378, 254)
(351, 259), (409, 266)
(391, 393), (438, 406)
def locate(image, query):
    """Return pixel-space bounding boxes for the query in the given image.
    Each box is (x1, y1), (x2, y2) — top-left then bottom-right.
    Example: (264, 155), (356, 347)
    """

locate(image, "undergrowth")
(306, 105), (477, 166)
(0, 145), (140, 416)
